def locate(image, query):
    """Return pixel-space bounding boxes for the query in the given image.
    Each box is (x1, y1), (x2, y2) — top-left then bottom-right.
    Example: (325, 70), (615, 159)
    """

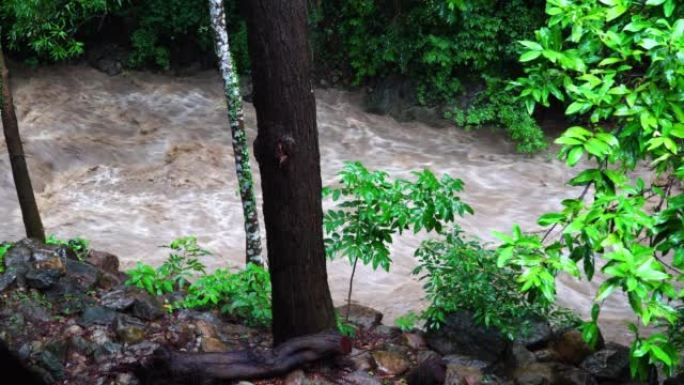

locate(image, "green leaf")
(520, 50), (542, 62)
(566, 101), (591, 115)
(566, 146), (584, 166)
(538, 213), (566, 226)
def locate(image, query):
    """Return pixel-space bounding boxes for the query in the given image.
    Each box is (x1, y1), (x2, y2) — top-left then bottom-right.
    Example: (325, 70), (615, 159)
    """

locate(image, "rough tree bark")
(207, 0), (263, 266)
(242, 0), (337, 344)
(0, 37), (45, 243)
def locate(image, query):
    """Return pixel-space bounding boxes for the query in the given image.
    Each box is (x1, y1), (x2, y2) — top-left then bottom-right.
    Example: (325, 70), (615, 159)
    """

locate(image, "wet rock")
(349, 348), (375, 371)
(407, 356), (447, 385)
(130, 292), (164, 321)
(63, 324), (84, 337)
(115, 372), (139, 385)
(80, 306), (118, 326)
(125, 341), (159, 356)
(403, 332), (427, 350)
(340, 370), (382, 385)
(504, 344), (536, 373)
(417, 349), (442, 364)
(534, 349), (557, 362)
(285, 369), (307, 385)
(513, 363), (554, 385)
(87, 44), (126, 76)
(70, 335), (95, 356)
(579, 342), (630, 381)
(425, 311), (509, 363)
(19, 300), (53, 323)
(39, 350), (65, 380)
(516, 320), (552, 350)
(445, 364), (483, 385)
(551, 329), (602, 365)
(0, 269), (18, 292)
(98, 271), (124, 290)
(114, 315), (146, 345)
(372, 350), (410, 375)
(165, 323), (195, 348)
(101, 289), (136, 311)
(55, 292), (87, 316)
(201, 337), (229, 353)
(443, 354), (490, 370)
(8, 239), (65, 271)
(373, 325), (401, 339)
(65, 259), (100, 290)
(87, 250), (120, 274)
(45, 337), (69, 362)
(337, 304), (383, 329)
(554, 365), (597, 385)
(18, 343), (31, 360)
(25, 268), (62, 289)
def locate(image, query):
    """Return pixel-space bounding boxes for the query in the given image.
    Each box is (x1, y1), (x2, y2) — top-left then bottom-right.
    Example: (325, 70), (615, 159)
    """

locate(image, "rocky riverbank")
(0, 238), (670, 385)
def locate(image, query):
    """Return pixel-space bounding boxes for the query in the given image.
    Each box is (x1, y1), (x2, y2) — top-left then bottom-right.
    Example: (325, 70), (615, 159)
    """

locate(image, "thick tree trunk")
(242, 0), (337, 344)
(207, 0), (263, 266)
(0, 42), (45, 242)
(137, 332), (350, 383)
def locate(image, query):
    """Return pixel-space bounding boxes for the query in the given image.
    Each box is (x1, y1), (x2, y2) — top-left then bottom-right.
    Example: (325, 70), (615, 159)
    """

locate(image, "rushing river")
(0, 64), (638, 343)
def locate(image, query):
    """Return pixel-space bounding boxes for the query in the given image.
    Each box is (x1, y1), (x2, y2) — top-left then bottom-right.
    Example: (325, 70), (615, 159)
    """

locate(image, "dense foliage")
(324, 162), (558, 337)
(498, 0), (684, 378)
(1, 0), (549, 151)
(125, 236), (272, 327)
(0, 0), (249, 72)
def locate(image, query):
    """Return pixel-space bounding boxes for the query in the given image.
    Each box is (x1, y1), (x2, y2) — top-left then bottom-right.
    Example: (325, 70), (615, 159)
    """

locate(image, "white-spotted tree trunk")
(208, 0), (263, 265)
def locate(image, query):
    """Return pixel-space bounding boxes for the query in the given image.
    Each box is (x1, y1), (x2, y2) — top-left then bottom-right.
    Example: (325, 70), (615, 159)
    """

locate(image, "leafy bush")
(414, 227), (550, 338)
(181, 263), (271, 327)
(0, 0), (121, 61)
(46, 234), (90, 260)
(313, 0), (545, 103)
(125, 236), (207, 296)
(324, 161), (472, 272)
(446, 77), (548, 153)
(1, 0), (250, 71)
(499, 0), (684, 378)
(125, 236), (271, 327)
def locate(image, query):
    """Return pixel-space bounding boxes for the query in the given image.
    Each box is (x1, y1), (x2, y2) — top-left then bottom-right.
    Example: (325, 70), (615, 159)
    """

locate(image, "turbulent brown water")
(1, 65), (637, 343)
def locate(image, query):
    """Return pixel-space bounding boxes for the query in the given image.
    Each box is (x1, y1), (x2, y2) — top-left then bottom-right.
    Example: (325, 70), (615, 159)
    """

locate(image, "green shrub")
(414, 227), (549, 338)
(180, 263), (271, 327)
(125, 235), (207, 296)
(0, 0), (120, 61)
(446, 77), (548, 153)
(125, 236), (271, 327)
(46, 234), (90, 261)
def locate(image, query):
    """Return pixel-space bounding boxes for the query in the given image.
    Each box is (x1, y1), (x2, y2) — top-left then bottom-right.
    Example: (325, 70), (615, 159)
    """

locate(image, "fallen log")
(136, 331), (351, 384)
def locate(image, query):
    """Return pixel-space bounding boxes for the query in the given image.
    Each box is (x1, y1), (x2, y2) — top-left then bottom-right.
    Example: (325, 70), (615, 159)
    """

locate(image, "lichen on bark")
(207, 0), (263, 266)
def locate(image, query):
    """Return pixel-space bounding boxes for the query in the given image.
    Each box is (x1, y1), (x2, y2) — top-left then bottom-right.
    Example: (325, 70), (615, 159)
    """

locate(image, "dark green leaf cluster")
(445, 77), (548, 153)
(415, 227), (551, 339)
(313, 0), (545, 104)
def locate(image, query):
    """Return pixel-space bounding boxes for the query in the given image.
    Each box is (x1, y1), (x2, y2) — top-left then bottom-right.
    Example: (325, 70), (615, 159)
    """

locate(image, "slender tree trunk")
(207, 0), (263, 266)
(0, 40), (45, 243)
(242, 0), (336, 344)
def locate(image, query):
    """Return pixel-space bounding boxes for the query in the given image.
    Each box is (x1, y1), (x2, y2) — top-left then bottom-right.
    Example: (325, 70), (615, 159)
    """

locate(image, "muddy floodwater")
(0, 65), (639, 343)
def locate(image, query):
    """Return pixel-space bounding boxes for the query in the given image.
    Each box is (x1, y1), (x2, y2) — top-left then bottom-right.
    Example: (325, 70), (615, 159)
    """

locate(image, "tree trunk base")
(134, 332), (351, 384)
